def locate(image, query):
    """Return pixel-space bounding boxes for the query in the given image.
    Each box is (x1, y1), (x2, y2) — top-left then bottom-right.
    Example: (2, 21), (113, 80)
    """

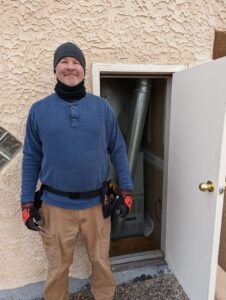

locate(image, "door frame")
(92, 63), (187, 253)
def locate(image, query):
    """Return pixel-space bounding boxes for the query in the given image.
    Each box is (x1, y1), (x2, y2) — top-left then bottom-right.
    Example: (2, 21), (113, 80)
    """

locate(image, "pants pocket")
(40, 230), (60, 271)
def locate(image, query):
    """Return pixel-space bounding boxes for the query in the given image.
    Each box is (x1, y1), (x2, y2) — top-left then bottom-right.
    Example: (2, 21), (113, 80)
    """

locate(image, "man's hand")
(21, 202), (41, 231)
(115, 191), (133, 218)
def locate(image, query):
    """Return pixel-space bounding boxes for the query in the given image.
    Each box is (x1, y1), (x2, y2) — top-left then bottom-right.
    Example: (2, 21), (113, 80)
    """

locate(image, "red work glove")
(21, 202), (41, 231)
(115, 191), (133, 218)
(120, 191), (132, 210)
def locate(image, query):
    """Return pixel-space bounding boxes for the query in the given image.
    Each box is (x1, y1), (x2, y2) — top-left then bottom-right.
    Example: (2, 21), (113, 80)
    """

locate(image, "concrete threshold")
(110, 250), (170, 286)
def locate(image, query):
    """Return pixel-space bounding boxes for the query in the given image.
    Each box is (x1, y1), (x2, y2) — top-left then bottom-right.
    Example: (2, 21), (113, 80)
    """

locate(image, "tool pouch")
(102, 180), (117, 218)
(34, 184), (44, 209)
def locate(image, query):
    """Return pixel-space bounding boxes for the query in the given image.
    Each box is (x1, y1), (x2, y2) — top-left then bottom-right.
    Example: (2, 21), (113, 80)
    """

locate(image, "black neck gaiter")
(54, 79), (86, 102)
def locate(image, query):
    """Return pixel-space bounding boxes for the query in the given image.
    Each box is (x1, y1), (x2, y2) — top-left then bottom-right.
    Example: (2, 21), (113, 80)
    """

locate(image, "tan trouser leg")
(40, 203), (115, 300)
(80, 204), (116, 300)
(40, 202), (79, 300)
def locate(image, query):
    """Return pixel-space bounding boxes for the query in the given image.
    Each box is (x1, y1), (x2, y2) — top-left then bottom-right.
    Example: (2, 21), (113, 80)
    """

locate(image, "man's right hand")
(21, 202), (41, 231)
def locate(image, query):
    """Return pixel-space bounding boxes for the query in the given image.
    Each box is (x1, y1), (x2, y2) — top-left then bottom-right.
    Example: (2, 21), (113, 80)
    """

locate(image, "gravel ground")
(70, 273), (189, 300)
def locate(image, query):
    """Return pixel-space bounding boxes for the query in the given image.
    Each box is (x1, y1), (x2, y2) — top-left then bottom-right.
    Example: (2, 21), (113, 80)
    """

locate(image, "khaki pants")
(39, 202), (116, 300)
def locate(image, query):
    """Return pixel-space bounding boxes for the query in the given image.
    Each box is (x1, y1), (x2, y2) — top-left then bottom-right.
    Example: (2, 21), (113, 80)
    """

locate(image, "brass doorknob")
(199, 181), (215, 192)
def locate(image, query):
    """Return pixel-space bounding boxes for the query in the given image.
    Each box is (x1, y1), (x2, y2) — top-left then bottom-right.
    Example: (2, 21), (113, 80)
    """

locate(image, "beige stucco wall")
(0, 0), (226, 290)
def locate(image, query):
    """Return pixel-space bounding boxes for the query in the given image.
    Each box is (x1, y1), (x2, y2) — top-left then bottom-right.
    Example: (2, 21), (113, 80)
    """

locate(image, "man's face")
(55, 56), (84, 87)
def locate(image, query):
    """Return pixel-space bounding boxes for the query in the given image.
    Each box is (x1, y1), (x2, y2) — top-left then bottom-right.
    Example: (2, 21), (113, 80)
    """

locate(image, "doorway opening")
(101, 76), (165, 256)
(92, 64), (186, 258)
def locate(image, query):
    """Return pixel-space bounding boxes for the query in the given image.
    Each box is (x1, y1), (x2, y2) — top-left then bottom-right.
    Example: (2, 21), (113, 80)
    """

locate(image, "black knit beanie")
(53, 42), (86, 72)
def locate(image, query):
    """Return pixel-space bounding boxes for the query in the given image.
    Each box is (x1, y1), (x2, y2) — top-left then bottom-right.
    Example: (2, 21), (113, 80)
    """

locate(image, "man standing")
(20, 42), (133, 300)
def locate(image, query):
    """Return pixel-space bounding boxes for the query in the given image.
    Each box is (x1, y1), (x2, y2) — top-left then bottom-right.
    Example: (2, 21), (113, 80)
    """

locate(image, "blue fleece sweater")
(21, 92), (133, 209)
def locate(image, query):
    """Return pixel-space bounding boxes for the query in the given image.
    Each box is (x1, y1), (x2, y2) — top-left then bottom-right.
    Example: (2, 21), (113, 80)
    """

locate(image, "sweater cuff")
(21, 193), (35, 203)
(21, 202), (34, 209)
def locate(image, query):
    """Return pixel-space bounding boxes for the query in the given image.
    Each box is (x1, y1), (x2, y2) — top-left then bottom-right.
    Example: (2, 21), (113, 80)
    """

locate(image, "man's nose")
(66, 62), (75, 69)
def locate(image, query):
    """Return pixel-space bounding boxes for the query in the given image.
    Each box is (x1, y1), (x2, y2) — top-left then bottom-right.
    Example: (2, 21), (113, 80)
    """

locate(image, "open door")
(165, 57), (226, 300)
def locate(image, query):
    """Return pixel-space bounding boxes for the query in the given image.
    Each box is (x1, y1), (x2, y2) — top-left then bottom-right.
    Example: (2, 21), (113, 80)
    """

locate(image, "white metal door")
(165, 57), (226, 300)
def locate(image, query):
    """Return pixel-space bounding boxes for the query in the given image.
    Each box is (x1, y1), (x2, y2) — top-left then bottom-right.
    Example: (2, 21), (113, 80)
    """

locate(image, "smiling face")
(55, 56), (85, 87)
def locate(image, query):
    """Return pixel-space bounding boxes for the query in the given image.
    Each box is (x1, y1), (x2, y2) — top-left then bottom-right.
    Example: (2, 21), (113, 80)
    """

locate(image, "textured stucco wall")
(0, 0), (226, 290)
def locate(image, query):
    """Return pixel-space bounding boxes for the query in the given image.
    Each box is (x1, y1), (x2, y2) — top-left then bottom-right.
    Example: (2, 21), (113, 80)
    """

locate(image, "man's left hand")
(116, 191), (133, 218)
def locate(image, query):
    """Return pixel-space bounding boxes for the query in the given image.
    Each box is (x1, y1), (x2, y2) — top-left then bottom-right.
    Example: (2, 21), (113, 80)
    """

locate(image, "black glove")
(21, 202), (41, 231)
(115, 191), (132, 218)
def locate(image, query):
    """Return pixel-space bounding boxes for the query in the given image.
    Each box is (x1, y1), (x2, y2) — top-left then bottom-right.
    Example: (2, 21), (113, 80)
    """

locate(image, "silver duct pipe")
(126, 78), (152, 179)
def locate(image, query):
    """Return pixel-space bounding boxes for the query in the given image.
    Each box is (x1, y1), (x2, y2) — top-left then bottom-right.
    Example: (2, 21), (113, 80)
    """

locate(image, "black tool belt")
(44, 185), (102, 199)
(101, 180), (118, 218)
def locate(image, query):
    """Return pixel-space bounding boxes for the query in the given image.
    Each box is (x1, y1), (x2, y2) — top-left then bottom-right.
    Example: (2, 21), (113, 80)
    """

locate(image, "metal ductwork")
(126, 78), (152, 179)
